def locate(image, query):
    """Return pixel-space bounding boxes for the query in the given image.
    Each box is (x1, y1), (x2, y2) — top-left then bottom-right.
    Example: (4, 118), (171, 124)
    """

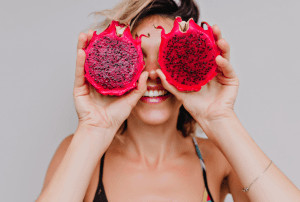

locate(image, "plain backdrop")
(1, 0), (299, 201)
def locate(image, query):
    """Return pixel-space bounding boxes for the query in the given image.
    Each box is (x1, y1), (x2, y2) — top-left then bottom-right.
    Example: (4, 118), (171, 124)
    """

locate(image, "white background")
(0, 0), (299, 201)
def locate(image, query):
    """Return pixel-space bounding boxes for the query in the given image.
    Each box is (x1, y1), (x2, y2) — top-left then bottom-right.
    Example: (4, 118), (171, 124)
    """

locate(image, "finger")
(123, 71), (149, 106)
(215, 55), (236, 78)
(74, 49), (86, 88)
(108, 71), (149, 121)
(217, 38), (230, 61)
(212, 24), (222, 41)
(77, 32), (88, 50)
(156, 69), (182, 99)
(74, 32), (93, 90)
(87, 30), (94, 43)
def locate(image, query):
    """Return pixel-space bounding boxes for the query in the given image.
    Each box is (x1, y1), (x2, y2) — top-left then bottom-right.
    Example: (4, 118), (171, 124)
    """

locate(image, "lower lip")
(140, 93), (171, 104)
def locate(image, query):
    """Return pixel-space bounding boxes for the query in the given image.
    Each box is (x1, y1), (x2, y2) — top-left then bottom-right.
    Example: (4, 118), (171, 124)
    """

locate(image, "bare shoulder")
(194, 136), (232, 199)
(195, 136), (231, 176)
(41, 134), (74, 191)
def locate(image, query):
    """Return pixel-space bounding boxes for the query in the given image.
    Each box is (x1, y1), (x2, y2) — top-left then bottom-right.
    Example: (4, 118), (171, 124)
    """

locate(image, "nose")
(140, 31), (162, 80)
(143, 49), (161, 80)
(145, 60), (160, 80)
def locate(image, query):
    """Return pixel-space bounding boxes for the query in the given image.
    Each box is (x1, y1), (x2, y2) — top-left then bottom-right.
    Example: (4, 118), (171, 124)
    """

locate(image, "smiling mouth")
(140, 85), (171, 103)
(143, 89), (169, 97)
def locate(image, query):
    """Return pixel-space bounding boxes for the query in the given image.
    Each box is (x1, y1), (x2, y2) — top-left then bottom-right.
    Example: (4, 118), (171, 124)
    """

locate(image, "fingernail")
(155, 69), (161, 75)
(216, 55), (222, 60)
(143, 71), (149, 79)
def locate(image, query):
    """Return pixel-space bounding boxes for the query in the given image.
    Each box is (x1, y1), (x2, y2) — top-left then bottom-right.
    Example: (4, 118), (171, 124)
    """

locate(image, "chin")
(135, 108), (172, 125)
(129, 96), (181, 126)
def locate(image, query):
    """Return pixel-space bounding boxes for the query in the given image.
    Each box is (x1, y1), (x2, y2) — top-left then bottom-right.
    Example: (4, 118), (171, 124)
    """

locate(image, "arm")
(36, 31), (148, 202)
(40, 135), (74, 194)
(36, 128), (108, 202)
(227, 164), (250, 202)
(157, 24), (300, 201)
(201, 112), (300, 201)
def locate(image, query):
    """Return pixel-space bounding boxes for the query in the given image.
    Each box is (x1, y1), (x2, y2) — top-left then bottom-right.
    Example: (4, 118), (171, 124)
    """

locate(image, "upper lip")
(146, 85), (166, 91)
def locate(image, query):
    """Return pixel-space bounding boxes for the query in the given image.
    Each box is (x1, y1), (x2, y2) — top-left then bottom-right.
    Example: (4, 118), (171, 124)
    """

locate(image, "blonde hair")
(89, 0), (153, 32)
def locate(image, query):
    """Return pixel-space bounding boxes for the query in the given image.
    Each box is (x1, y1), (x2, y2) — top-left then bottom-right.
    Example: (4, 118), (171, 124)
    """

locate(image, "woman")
(36, 0), (300, 201)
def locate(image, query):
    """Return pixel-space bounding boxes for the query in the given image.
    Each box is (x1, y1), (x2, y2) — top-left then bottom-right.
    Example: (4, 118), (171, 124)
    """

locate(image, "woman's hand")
(157, 25), (239, 126)
(73, 31), (148, 137)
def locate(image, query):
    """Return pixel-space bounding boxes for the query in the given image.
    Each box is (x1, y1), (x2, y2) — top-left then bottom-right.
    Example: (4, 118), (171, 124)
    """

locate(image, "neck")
(118, 113), (189, 167)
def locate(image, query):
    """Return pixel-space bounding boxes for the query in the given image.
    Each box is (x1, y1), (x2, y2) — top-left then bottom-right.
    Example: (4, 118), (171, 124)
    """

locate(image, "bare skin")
(51, 134), (230, 202)
(37, 15), (300, 202)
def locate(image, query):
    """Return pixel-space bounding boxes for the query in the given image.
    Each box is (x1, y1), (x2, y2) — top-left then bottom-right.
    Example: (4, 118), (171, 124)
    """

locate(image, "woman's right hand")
(73, 31), (148, 138)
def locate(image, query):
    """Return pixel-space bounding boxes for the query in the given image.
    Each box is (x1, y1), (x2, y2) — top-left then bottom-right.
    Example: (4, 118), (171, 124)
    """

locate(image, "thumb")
(122, 71), (149, 108)
(107, 71), (149, 123)
(156, 69), (182, 99)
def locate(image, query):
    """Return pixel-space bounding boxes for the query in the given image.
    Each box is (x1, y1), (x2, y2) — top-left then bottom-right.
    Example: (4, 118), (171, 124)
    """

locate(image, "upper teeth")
(143, 90), (168, 97)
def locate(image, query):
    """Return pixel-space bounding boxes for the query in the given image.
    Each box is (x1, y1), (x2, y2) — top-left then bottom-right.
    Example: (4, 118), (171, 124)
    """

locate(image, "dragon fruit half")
(84, 21), (145, 96)
(157, 17), (220, 91)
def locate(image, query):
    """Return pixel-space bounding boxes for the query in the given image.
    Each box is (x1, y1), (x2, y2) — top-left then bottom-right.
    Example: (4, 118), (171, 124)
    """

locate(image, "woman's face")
(130, 15), (182, 125)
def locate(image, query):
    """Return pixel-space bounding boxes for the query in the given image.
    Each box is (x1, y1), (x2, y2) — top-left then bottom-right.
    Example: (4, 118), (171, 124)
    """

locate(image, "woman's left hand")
(157, 25), (239, 126)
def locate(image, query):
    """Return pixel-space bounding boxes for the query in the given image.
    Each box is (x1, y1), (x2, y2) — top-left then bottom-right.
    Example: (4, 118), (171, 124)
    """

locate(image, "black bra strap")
(192, 137), (215, 202)
(93, 152), (108, 202)
(99, 152), (105, 190)
(202, 167), (215, 202)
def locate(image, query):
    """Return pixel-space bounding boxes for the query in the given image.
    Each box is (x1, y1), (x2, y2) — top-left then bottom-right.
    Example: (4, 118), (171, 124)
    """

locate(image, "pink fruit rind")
(84, 21), (145, 96)
(158, 17), (221, 91)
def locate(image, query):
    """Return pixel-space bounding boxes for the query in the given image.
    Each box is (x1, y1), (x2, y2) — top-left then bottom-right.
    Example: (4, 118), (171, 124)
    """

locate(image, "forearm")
(37, 127), (109, 202)
(199, 111), (300, 201)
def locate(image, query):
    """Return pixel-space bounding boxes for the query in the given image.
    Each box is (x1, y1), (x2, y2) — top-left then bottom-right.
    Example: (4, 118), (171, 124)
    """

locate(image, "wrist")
(197, 108), (236, 126)
(77, 120), (116, 134)
(76, 123), (116, 141)
(197, 110), (237, 142)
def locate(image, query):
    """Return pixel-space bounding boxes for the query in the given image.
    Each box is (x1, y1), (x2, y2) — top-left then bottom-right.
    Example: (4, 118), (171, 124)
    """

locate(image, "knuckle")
(73, 86), (87, 97)
(222, 38), (229, 48)
(221, 60), (228, 67)
(77, 49), (86, 58)
(219, 38), (228, 47)
(73, 88), (80, 97)
(223, 40), (230, 50)
(213, 24), (219, 30)
(225, 58), (230, 64)
(220, 38), (226, 43)
(88, 29), (94, 35)
(78, 32), (87, 40)
(221, 58), (229, 67)
(77, 48), (83, 54)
